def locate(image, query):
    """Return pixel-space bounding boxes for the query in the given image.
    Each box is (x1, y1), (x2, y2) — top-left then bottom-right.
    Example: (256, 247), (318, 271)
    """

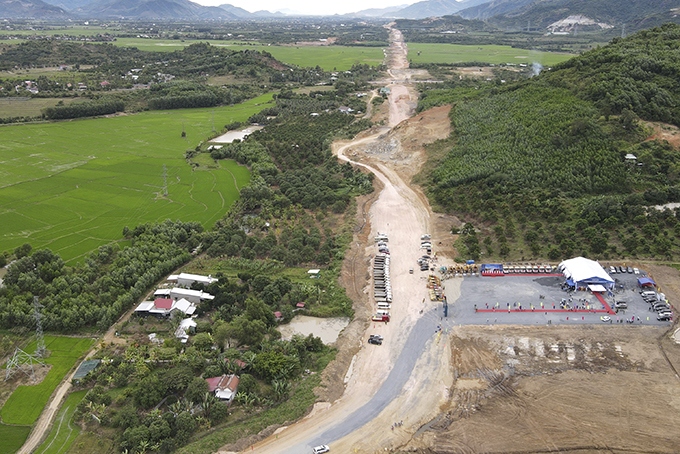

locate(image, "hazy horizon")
(194, 0), (416, 16)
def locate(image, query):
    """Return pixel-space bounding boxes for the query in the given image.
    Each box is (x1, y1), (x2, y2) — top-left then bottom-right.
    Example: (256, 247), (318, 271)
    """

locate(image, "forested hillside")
(480, 0), (680, 31)
(420, 24), (680, 261)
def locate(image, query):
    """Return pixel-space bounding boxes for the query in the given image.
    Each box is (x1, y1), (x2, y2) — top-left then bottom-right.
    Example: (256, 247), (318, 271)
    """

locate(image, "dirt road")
(228, 24), (456, 454)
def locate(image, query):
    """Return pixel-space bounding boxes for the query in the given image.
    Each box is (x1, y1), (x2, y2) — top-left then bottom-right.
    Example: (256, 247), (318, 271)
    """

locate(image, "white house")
(153, 287), (214, 305)
(167, 273), (218, 287)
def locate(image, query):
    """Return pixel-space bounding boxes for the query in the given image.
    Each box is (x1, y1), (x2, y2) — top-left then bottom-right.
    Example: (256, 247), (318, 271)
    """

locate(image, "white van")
(377, 303), (391, 310)
(376, 310), (391, 316)
(641, 291), (656, 297)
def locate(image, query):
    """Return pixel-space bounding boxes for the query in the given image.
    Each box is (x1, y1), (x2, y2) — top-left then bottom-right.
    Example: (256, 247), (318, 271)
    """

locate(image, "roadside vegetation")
(417, 24), (680, 263)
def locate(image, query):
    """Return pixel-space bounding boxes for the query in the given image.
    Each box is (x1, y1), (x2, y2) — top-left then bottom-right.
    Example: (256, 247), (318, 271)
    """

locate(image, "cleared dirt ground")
(403, 325), (680, 453)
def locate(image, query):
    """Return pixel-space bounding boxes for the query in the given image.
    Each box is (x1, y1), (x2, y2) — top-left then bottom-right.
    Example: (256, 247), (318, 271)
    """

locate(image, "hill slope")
(394, 0), (489, 19)
(0, 0), (69, 19)
(459, 0), (680, 31)
(77, 0), (239, 19)
(420, 24), (680, 261)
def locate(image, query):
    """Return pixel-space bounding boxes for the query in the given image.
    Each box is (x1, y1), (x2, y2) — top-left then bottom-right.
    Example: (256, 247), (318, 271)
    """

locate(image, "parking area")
(444, 268), (674, 326)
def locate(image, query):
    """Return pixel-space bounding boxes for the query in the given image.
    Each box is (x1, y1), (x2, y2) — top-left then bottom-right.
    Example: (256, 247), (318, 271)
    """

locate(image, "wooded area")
(421, 24), (680, 262)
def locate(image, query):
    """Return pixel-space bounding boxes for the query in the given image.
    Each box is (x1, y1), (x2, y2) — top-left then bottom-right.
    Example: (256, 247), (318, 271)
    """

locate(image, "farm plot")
(256, 45), (385, 71)
(34, 390), (87, 454)
(112, 38), (384, 71)
(0, 423), (31, 454)
(0, 98), (79, 119)
(406, 43), (574, 67)
(1, 336), (93, 426)
(0, 94), (269, 262)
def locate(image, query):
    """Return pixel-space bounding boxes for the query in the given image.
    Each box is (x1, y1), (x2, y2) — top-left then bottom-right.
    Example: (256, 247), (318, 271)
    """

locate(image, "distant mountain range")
(0, 0), (283, 19)
(2, 0), (679, 28)
(1, 0), (70, 19)
(390, 0), (488, 19)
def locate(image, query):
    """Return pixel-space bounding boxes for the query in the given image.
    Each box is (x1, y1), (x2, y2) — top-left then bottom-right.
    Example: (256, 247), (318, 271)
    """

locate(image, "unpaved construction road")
(227, 25), (456, 454)
(233, 24), (680, 454)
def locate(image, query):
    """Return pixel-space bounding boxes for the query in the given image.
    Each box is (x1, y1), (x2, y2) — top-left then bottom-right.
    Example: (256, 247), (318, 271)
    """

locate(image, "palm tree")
(200, 392), (218, 418)
(241, 351), (256, 370)
(137, 440), (150, 454)
(168, 401), (183, 417)
(272, 379), (290, 402)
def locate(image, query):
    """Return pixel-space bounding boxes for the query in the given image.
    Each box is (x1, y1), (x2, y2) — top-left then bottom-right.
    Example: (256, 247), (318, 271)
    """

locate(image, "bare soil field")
(455, 67), (495, 78)
(645, 121), (680, 148)
(408, 325), (680, 454)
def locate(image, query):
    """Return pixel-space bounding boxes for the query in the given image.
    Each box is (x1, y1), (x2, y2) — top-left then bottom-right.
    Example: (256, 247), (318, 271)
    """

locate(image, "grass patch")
(0, 94), (272, 263)
(407, 43), (575, 66)
(66, 429), (115, 454)
(255, 45), (384, 71)
(1, 336), (93, 426)
(34, 390), (87, 454)
(0, 423), (31, 454)
(176, 373), (322, 454)
(0, 98), (78, 119)
(109, 38), (384, 70)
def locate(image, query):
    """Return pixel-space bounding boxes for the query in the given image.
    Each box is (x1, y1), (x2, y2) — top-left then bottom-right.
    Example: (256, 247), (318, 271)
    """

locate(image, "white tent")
(559, 257), (614, 289)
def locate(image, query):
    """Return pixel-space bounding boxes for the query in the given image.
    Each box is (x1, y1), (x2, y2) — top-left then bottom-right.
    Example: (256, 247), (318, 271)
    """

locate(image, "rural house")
(134, 296), (197, 317)
(174, 318), (197, 343)
(154, 287), (214, 305)
(167, 272), (218, 287)
(205, 374), (240, 402)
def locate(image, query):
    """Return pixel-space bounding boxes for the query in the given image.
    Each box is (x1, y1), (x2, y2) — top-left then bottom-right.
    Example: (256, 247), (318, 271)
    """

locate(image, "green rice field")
(0, 94), (270, 263)
(34, 390), (87, 454)
(0, 423), (31, 454)
(111, 38), (385, 70)
(406, 43), (575, 66)
(1, 336), (93, 426)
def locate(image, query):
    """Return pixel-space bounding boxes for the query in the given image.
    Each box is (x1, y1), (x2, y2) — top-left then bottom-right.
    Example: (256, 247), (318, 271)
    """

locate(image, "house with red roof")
(134, 297), (197, 317)
(205, 374), (240, 402)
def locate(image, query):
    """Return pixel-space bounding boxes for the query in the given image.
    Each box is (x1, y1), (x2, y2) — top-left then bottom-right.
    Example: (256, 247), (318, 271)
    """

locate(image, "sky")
(195, 0), (412, 16)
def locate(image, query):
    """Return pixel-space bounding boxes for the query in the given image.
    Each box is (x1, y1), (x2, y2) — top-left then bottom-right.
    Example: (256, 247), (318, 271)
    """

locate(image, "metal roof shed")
(637, 277), (656, 287)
